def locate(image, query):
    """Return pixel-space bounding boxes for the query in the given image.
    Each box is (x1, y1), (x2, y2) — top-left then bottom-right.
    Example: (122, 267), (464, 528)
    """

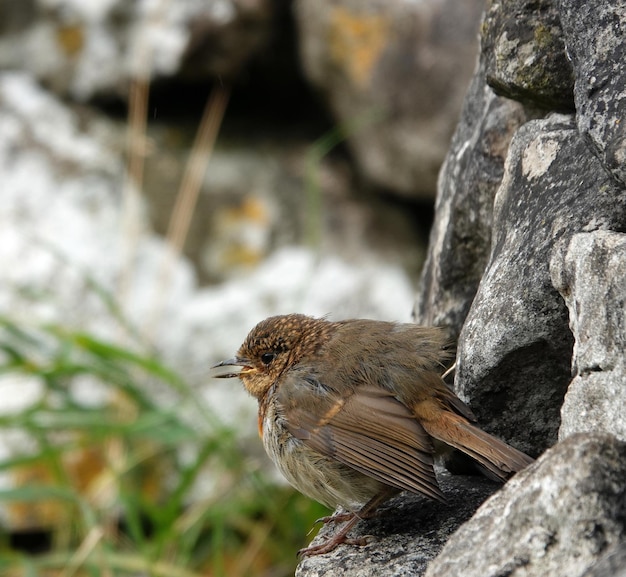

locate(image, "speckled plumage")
(215, 314), (533, 555)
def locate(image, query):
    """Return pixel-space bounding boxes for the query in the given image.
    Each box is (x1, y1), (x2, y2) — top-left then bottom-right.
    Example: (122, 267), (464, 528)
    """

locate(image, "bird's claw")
(297, 533), (373, 557)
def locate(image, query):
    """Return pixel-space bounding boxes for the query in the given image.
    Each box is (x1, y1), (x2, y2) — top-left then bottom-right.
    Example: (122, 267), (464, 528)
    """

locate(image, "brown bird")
(214, 314), (533, 556)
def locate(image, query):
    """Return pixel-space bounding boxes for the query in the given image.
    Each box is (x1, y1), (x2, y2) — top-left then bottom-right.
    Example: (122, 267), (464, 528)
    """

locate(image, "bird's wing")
(277, 371), (444, 502)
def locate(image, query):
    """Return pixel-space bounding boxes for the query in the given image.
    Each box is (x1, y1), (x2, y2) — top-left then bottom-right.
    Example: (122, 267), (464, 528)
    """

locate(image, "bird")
(213, 314), (533, 556)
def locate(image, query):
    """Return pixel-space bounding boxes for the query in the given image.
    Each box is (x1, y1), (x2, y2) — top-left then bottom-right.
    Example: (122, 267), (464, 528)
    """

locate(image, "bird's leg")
(314, 506), (382, 526)
(314, 510), (357, 525)
(299, 489), (395, 557)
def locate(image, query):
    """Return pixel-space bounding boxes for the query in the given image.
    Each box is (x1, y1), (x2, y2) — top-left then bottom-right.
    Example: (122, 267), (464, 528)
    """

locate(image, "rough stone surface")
(332, 3), (626, 576)
(425, 434), (626, 577)
(560, 0), (626, 187)
(294, 0), (484, 198)
(481, 0), (574, 110)
(413, 59), (528, 335)
(551, 231), (626, 442)
(582, 542), (626, 577)
(296, 470), (500, 577)
(456, 114), (626, 455)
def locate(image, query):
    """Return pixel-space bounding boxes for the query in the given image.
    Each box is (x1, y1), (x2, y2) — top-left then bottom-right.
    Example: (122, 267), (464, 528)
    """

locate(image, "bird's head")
(213, 314), (333, 399)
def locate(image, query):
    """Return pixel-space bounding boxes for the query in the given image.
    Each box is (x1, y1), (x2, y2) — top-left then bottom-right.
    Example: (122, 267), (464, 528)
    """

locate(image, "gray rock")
(560, 0), (626, 187)
(425, 433), (626, 577)
(296, 470), (500, 577)
(294, 0), (484, 198)
(413, 59), (528, 334)
(456, 114), (626, 455)
(551, 231), (626, 442)
(582, 542), (626, 577)
(481, 0), (574, 110)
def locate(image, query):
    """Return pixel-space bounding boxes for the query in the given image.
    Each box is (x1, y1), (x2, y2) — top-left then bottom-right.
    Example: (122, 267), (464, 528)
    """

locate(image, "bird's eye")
(260, 352), (276, 365)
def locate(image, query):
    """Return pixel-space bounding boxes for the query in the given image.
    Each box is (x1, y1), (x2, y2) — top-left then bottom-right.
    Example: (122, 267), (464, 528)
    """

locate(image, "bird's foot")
(299, 515), (374, 557)
(300, 491), (393, 557)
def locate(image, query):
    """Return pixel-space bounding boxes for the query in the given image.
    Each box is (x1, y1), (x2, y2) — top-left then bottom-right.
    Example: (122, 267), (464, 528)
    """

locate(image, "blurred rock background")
(0, 0), (485, 347)
(0, 0), (483, 574)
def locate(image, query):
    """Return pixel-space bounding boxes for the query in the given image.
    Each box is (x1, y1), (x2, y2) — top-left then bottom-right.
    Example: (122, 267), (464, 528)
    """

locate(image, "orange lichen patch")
(221, 244), (265, 268)
(209, 195), (273, 272)
(329, 7), (390, 88)
(240, 196), (270, 223)
(56, 24), (84, 57)
(221, 196), (270, 227)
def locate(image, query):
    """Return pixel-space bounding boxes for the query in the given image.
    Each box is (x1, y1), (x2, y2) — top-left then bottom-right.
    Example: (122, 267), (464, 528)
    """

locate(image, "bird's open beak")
(212, 356), (254, 379)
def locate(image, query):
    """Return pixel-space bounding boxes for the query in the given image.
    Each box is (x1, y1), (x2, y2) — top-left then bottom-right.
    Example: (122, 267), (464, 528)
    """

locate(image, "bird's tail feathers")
(424, 412), (533, 481)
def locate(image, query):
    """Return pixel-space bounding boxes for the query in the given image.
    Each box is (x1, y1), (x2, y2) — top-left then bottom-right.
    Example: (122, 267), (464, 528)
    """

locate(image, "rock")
(424, 434), (626, 577)
(295, 470), (500, 577)
(391, 2), (626, 576)
(560, 0), (626, 187)
(294, 0), (484, 198)
(413, 58), (528, 334)
(481, 0), (574, 110)
(455, 114), (626, 455)
(0, 0), (274, 100)
(551, 231), (626, 442)
(582, 542), (626, 577)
